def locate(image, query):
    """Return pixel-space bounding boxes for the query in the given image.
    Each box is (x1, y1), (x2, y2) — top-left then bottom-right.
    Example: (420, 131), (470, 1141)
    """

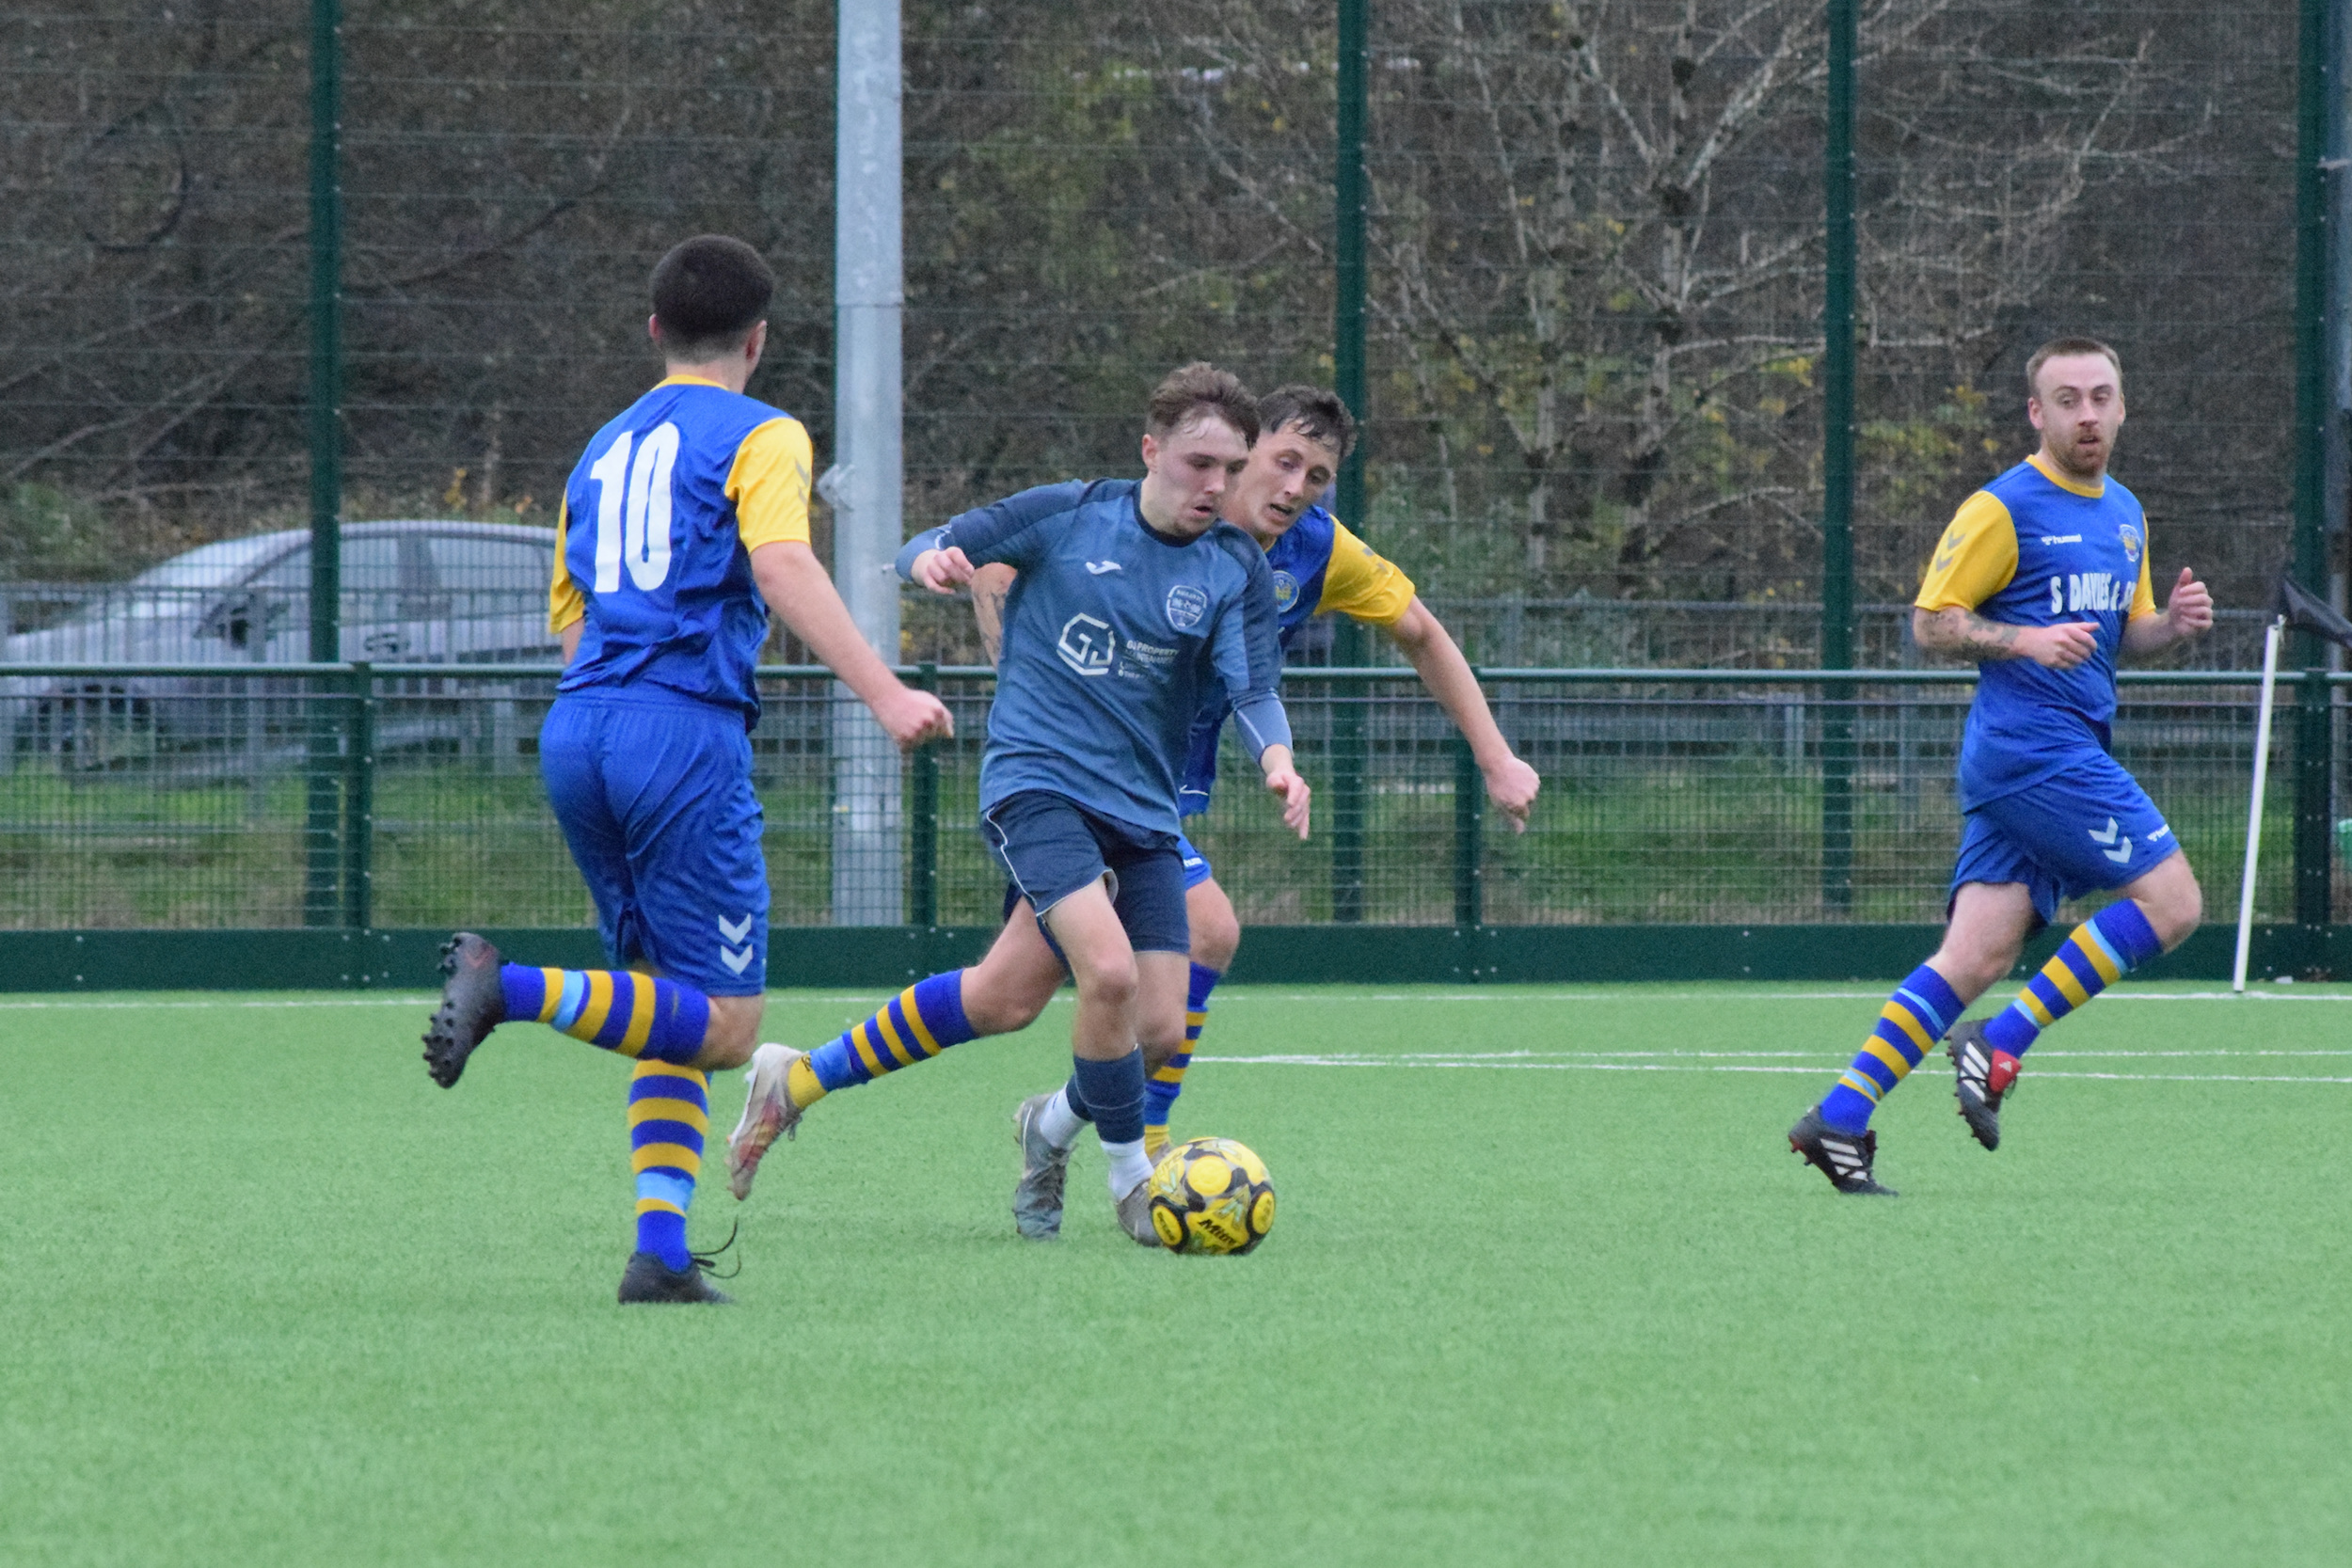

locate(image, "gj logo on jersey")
(1057, 613), (1115, 676)
(1165, 584), (1208, 631)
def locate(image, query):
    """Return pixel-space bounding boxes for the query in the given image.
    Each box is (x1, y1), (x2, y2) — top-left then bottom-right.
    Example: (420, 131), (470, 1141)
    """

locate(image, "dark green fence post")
(2294, 0), (2335, 966)
(1454, 730), (1484, 931)
(1335, 0), (1367, 521)
(343, 663), (373, 931)
(1819, 0), (1857, 915)
(303, 0), (344, 926)
(1332, 675), (1367, 922)
(910, 662), (939, 928)
(2296, 668), (2332, 958)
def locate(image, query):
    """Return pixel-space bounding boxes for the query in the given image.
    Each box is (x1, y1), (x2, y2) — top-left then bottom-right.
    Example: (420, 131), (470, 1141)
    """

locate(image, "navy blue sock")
(1071, 1051), (1146, 1147)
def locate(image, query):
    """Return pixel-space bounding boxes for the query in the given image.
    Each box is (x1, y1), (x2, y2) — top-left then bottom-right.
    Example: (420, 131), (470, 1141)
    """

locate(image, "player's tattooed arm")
(970, 563), (1015, 668)
(1913, 606), (2097, 671)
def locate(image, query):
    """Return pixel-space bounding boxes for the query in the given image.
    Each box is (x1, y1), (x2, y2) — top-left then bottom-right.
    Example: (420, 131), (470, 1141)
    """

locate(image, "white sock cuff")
(1038, 1086), (1086, 1149)
(1103, 1137), (1152, 1198)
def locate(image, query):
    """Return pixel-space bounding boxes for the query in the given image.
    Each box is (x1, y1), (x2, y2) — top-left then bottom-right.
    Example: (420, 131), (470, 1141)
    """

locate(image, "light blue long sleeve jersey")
(896, 479), (1293, 836)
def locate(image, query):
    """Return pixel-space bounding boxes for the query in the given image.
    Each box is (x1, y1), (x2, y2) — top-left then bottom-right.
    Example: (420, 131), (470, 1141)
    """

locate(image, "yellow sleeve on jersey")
(1314, 520), (1417, 626)
(548, 499), (584, 634)
(2127, 546), (2156, 621)
(727, 417), (814, 550)
(1914, 491), (2018, 612)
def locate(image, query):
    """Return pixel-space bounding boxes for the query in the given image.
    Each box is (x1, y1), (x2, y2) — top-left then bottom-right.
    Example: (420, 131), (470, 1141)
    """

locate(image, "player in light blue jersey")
(965, 385), (1541, 1155)
(1789, 338), (2213, 1196)
(725, 365), (1311, 1243)
(419, 236), (951, 1302)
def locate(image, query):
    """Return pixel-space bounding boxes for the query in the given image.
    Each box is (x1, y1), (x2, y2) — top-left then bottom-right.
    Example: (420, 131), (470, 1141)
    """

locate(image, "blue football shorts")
(984, 790), (1188, 956)
(1951, 751), (2180, 926)
(1175, 829), (1214, 891)
(538, 689), (769, 996)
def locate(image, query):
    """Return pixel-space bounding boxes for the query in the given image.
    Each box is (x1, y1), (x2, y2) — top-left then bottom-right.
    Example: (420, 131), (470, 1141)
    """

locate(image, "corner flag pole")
(2233, 616), (2288, 993)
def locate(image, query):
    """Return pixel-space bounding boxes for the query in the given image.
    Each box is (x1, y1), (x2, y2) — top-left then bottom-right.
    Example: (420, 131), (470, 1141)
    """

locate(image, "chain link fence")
(2, 1), (2325, 669)
(0, 663), (2329, 933)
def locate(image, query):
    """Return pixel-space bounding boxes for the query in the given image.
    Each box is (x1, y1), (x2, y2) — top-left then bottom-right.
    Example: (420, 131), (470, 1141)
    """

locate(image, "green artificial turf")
(2, 982), (2346, 1565)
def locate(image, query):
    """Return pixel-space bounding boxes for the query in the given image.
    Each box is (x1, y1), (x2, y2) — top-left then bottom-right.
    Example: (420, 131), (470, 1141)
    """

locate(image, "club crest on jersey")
(1271, 570), (1300, 612)
(1057, 612), (1115, 676)
(2118, 523), (2141, 565)
(1165, 583), (1208, 631)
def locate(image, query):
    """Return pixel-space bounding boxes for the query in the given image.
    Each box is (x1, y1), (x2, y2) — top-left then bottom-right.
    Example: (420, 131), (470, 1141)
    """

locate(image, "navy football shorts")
(1951, 752), (2179, 926)
(985, 790), (1188, 956)
(538, 690), (769, 996)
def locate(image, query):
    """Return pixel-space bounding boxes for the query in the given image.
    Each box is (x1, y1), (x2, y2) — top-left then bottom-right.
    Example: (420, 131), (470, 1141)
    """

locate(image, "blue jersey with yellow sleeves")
(550, 375), (812, 725)
(1178, 503), (1415, 815)
(1915, 451), (2156, 810)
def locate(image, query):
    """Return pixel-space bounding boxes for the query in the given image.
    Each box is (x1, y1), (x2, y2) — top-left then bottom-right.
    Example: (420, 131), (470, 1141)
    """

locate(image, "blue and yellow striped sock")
(627, 1061), (707, 1272)
(499, 964), (710, 1065)
(1819, 964), (1964, 1135)
(1144, 962), (1220, 1159)
(1982, 900), (2162, 1057)
(785, 970), (979, 1110)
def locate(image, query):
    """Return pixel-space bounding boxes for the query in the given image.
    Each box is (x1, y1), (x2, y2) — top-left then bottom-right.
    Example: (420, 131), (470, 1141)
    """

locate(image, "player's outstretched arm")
(1913, 606), (2099, 670)
(751, 541), (951, 749)
(1382, 597), (1538, 832)
(1259, 743), (1311, 840)
(2122, 567), (2214, 656)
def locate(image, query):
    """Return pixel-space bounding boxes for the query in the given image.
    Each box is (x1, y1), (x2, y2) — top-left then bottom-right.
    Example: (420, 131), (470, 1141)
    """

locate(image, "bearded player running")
(1788, 337), (2211, 1195)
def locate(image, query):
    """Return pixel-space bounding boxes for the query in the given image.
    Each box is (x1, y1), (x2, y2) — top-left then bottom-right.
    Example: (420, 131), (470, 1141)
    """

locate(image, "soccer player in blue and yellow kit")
(1789, 338), (2212, 1195)
(419, 236), (952, 1300)
(726, 364), (1311, 1242)
(966, 385), (1541, 1156)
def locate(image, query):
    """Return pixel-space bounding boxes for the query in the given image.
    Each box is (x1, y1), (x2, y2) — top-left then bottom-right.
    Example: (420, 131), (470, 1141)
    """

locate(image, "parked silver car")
(2, 520), (560, 768)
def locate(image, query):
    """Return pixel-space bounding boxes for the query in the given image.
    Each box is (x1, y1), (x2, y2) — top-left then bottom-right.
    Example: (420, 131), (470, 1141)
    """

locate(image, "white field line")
(1200, 1051), (2352, 1086)
(1198, 990), (2352, 1004)
(0, 996), (440, 1010)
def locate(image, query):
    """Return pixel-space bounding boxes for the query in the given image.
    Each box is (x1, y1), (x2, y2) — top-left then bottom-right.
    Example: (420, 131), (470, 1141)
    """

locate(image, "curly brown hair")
(1145, 362), (1259, 446)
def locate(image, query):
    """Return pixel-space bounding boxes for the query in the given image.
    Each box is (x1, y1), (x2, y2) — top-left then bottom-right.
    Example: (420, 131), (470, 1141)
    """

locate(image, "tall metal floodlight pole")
(827, 0), (906, 926)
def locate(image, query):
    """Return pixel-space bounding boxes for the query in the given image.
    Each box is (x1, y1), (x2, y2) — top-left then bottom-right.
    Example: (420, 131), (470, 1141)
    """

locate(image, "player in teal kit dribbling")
(419, 237), (951, 1301)
(1788, 337), (2214, 1195)
(724, 365), (1311, 1242)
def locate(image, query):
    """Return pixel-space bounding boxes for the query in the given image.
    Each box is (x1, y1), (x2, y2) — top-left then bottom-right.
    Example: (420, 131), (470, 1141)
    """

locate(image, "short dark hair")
(650, 235), (774, 361)
(2026, 336), (2122, 400)
(1256, 384), (1356, 461)
(1146, 362), (1258, 446)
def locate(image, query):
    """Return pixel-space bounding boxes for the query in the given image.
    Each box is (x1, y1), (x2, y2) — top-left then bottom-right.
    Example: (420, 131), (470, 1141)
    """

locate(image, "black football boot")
(422, 932), (506, 1088)
(1946, 1018), (2021, 1152)
(1788, 1106), (1896, 1196)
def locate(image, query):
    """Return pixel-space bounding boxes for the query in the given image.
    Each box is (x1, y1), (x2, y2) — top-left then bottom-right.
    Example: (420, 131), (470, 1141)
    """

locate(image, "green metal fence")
(3, 662), (2342, 974)
(5, 2), (2334, 666)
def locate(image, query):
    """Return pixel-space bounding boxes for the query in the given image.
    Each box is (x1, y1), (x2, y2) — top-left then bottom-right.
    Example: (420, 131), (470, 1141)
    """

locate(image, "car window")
(427, 534), (554, 595)
(246, 536), (408, 593)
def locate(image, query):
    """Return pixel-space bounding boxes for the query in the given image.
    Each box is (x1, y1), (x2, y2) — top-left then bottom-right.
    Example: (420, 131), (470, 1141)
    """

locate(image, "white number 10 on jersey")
(588, 422), (680, 593)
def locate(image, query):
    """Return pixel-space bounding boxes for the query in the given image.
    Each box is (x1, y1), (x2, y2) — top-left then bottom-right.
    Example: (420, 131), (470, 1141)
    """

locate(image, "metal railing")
(0, 661), (2337, 935)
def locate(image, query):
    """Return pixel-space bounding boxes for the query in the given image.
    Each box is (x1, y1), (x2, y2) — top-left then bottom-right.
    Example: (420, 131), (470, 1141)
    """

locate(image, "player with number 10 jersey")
(419, 236), (950, 1306)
